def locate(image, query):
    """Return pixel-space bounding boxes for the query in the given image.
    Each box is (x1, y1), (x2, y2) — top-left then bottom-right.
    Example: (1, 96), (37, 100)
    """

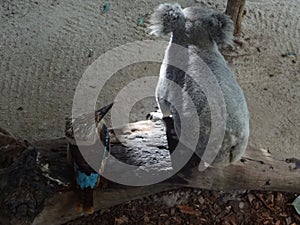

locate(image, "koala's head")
(150, 3), (234, 47)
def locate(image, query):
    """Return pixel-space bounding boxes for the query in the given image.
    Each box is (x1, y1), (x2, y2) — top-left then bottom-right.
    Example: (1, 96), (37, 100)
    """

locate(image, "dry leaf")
(115, 215), (129, 225)
(223, 214), (237, 225)
(276, 193), (283, 205)
(176, 205), (198, 215)
(198, 196), (205, 205)
(247, 193), (256, 204)
(266, 193), (274, 206)
(143, 215), (150, 223)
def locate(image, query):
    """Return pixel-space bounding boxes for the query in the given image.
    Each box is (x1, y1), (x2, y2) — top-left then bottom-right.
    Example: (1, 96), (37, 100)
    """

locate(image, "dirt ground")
(0, 0), (300, 224)
(1, 0), (299, 160)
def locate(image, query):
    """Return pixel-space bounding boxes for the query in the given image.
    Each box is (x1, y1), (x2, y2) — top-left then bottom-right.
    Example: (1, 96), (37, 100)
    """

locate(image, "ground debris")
(63, 188), (300, 225)
(176, 205), (198, 215)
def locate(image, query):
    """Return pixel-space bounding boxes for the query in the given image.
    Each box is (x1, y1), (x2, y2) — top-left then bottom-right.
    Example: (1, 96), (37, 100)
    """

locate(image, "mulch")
(64, 188), (300, 225)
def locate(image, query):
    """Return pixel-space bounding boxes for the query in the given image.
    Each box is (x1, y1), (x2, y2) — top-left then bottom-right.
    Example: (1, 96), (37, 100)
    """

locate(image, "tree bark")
(225, 0), (246, 35)
(1, 121), (300, 225)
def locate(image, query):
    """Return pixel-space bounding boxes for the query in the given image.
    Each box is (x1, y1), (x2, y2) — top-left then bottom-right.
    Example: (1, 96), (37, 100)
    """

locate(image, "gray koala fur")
(150, 3), (249, 166)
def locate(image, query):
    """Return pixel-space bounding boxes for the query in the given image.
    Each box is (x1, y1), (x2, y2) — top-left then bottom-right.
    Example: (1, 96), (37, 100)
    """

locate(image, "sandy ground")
(0, 0), (299, 160)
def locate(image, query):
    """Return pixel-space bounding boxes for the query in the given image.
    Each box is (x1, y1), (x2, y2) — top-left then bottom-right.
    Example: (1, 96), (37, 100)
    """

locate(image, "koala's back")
(179, 47), (249, 164)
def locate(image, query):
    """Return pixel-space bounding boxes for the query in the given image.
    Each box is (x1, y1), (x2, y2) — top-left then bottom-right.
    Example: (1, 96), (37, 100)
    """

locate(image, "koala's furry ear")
(204, 13), (234, 47)
(150, 3), (185, 36)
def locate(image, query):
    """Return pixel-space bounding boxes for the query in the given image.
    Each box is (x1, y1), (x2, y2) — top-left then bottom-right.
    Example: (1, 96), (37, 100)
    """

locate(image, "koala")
(149, 3), (249, 168)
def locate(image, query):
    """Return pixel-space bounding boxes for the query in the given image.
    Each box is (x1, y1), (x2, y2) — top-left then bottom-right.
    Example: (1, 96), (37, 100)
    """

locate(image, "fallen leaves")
(65, 189), (300, 225)
(222, 213), (237, 225)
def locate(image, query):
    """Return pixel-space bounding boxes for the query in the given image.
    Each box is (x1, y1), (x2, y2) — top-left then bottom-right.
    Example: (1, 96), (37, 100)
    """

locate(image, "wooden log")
(180, 145), (300, 192)
(0, 121), (299, 225)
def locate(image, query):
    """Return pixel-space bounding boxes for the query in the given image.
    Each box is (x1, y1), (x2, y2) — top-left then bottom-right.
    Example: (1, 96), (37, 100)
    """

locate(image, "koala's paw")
(146, 111), (164, 121)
